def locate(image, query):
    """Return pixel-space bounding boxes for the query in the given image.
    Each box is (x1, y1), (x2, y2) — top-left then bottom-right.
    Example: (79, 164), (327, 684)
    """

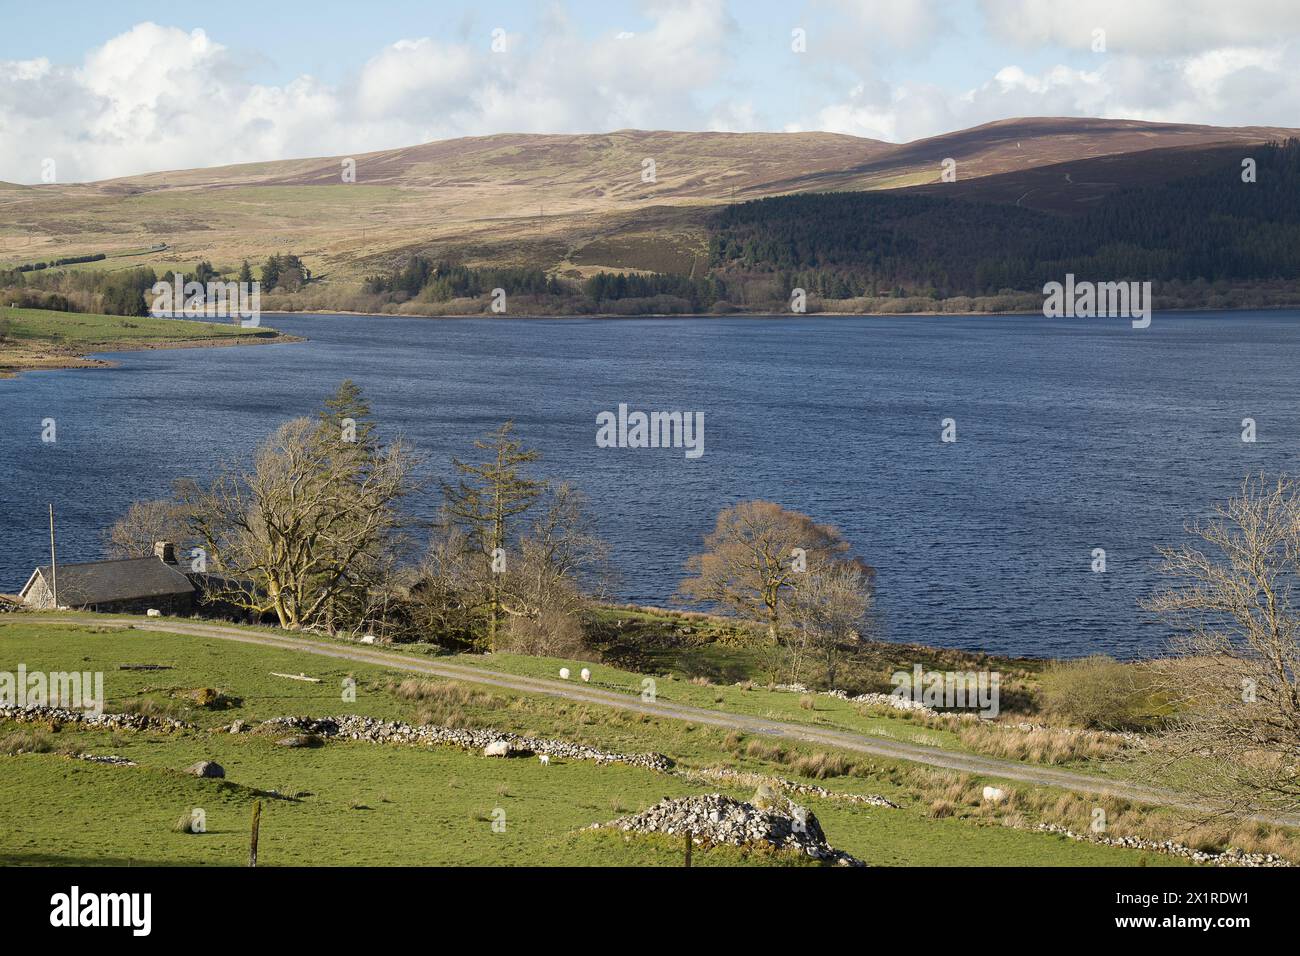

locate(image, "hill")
(1, 117), (1297, 314)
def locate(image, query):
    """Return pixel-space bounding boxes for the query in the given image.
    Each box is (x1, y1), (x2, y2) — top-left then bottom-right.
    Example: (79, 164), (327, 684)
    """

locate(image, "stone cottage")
(20, 542), (197, 615)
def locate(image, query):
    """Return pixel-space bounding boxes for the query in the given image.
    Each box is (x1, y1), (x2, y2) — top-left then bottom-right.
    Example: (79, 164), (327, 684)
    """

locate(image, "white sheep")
(538, 754), (550, 766)
(559, 667), (570, 680)
(580, 668), (591, 683)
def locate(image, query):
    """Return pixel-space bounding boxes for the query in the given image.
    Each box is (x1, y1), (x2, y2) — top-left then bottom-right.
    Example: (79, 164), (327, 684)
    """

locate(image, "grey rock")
(593, 793), (865, 866)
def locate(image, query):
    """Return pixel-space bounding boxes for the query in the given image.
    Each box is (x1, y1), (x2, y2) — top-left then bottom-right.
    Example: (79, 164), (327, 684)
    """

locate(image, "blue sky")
(3, 1), (1299, 182)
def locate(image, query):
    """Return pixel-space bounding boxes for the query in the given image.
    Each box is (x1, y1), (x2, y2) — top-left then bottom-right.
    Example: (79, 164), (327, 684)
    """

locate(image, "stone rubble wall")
(592, 793), (865, 866)
(256, 714), (674, 772)
(0, 704), (188, 733)
(1034, 822), (1291, 867)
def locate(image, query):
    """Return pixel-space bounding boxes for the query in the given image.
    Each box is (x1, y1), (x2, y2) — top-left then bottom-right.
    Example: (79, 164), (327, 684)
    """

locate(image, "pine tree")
(441, 422), (544, 648)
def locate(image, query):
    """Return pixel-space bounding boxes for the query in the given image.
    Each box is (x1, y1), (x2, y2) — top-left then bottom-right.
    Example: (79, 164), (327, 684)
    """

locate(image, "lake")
(4, 310), (1299, 659)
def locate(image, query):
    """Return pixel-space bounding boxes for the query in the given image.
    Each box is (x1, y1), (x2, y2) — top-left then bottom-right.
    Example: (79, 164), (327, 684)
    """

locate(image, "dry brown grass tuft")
(0, 729), (52, 755)
(789, 751), (854, 779)
(388, 678), (504, 727)
(120, 696), (186, 719)
(957, 723), (1125, 764)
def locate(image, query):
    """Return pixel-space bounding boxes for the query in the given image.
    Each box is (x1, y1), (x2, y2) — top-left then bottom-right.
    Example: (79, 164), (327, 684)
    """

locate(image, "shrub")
(1037, 656), (1161, 731)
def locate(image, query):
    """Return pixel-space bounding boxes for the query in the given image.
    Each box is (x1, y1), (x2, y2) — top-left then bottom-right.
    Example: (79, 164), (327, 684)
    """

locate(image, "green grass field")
(0, 618), (1190, 866)
(0, 306), (273, 347)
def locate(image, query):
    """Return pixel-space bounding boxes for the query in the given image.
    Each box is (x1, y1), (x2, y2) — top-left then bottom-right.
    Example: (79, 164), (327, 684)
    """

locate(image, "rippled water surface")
(4, 311), (1300, 658)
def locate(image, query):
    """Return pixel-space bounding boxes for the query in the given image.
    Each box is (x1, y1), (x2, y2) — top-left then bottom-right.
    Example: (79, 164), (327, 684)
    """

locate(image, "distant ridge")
(2, 116), (1296, 285)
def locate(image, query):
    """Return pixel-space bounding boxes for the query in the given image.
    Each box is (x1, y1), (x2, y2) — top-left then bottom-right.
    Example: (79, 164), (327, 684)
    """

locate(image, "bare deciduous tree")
(788, 562), (873, 690)
(104, 496), (191, 558)
(677, 500), (851, 642)
(401, 519), (484, 646)
(184, 397), (417, 631)
(1144, 475), (1300, 815)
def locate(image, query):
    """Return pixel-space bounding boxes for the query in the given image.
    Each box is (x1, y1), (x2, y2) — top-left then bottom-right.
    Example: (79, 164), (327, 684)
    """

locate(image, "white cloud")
(2, 3), (1300, 183)
(820, 0), (951, 51)
(0, 2), (738, 183)
(979, 0), (1300, 55)
(804, 39), (1300, 142)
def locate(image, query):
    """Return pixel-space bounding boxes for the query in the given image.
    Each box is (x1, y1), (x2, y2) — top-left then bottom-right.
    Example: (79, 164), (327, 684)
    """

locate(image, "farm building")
(19, 542), (196, 615)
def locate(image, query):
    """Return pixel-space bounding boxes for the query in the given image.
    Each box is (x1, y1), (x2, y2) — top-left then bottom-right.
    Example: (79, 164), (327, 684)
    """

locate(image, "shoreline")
(0, 330), (303, 379)
(260, 301), (1300, 321)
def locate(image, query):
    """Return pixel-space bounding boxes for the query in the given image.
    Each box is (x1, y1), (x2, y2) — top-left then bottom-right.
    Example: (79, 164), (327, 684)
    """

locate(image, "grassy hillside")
(1, 118), (1294, 315)
(4, 615), (1290, 867)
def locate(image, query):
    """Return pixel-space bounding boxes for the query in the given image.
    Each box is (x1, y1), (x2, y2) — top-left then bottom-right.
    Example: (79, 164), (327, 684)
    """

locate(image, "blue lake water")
(4, 310), (1300, 659)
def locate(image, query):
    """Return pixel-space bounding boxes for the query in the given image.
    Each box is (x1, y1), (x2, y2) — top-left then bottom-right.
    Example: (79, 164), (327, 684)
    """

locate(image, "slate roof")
(22, 557), (195, 606)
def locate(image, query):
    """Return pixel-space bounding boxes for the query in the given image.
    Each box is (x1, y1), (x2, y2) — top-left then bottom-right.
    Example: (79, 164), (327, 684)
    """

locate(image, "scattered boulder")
(186, 761), (224, 779)
(182, 687), (234, 709)
(228, 719), (248, 734)
(277, 734), (324, 748)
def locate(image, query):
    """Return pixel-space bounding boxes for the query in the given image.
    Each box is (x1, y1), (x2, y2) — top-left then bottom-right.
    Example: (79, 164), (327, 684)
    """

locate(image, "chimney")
(154, 541), (177, 565)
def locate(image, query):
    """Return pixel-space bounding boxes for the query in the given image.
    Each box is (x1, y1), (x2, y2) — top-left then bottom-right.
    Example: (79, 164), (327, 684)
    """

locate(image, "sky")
(3, 0), (1300, 182)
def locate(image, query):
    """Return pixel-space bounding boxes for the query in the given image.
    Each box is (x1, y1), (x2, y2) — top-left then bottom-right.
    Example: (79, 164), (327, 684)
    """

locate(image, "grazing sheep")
(982, 786), (1007, 803)
(580, 668), (591, 683)
(559, 667), (570, 680)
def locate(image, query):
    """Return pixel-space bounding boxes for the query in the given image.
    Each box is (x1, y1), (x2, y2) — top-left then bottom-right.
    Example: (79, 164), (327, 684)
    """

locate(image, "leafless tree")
(103, 497), (191, 558)
(788, 562), (874, 690)
(184, 411), (417, 631)
(677, 500), (852, 642)
(401, 518), (488, 645)
(1143, 475), (1300, 815)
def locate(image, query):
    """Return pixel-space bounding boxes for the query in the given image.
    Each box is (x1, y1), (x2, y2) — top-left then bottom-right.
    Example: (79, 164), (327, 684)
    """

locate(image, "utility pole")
(48, 503), (58, 609)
